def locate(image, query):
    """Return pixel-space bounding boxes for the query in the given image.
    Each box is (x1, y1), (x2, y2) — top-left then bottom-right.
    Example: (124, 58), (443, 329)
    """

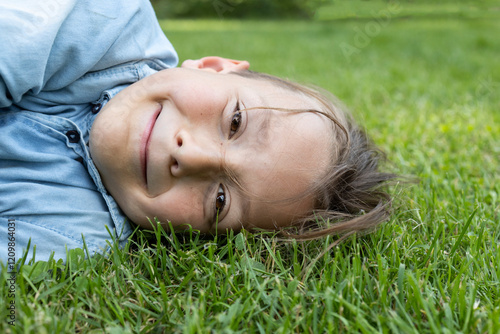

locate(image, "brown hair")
(231, 70), (396, 241)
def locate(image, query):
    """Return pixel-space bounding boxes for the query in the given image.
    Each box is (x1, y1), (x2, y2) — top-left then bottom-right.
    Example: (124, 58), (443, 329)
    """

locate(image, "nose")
(170, 130), (222, 177)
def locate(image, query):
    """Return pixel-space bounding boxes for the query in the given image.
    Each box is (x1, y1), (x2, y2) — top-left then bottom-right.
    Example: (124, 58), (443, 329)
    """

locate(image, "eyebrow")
(255, 109), (271, 148)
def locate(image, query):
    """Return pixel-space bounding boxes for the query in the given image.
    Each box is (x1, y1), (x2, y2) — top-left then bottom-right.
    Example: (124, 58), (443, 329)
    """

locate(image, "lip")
(140, 105), (162, 186)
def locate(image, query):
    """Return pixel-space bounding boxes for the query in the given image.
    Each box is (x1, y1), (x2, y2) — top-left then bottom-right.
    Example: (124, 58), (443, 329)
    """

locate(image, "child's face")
(90, 66), (332, 233)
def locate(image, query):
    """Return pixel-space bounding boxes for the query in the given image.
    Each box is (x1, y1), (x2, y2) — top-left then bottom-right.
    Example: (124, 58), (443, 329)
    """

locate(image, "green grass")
(1, 2), (500, 333)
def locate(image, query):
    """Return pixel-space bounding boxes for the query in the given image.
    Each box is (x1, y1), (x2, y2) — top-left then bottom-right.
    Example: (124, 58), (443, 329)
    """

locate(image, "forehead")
(234, 109), (333, 230)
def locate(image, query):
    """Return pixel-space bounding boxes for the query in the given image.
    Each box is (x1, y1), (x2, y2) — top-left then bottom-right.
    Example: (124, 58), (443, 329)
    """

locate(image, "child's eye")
(214, 184), (226, 220)
(229, 103), (242, 139)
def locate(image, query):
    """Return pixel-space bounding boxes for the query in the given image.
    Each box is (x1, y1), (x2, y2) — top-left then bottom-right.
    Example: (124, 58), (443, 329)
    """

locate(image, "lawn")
(1, 1), (499, 333)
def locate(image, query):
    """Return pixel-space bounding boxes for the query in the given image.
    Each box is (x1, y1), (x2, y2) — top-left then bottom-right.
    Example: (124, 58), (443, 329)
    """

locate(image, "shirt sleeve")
(0, 1), (72, 107)
(0, 0), (178, 108)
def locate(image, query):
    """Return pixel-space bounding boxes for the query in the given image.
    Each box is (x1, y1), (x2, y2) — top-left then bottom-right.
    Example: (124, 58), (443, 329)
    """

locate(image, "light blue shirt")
(0, 0), (178, 264)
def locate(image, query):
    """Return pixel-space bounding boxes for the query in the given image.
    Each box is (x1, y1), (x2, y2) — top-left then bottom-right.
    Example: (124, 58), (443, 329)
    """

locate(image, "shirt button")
(66, 130), (80, 143)
(92, 103), (102, 114)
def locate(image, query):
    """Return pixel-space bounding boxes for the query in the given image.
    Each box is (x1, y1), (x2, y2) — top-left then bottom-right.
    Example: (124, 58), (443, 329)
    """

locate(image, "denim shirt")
(0, 0), (178, 264)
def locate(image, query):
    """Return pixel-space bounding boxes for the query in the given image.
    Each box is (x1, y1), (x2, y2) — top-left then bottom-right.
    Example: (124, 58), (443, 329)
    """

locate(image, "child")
(0, 0), (393, 264)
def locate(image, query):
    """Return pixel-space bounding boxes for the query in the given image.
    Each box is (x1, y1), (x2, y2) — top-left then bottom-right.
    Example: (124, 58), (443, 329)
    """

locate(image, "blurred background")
(151, 0), (324, 19)
(151, 0), (499, 19)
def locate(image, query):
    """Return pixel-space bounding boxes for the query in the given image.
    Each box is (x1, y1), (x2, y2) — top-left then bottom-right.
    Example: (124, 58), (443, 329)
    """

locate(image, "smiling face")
(89, 66), (333, 233)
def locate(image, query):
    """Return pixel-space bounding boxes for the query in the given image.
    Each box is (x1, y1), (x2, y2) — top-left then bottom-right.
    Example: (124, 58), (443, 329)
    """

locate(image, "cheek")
(144, 185), (208, 231)
(90, 109), (133, 175)
(173, 83), (226, 121)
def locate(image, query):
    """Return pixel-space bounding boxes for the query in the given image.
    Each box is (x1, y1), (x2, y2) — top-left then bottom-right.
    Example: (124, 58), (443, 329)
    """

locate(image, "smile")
(140, 105), (162, 186)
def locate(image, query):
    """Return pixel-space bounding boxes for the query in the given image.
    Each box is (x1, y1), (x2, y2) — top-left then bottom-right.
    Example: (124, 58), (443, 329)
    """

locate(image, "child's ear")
(181, 56), (250, 73)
